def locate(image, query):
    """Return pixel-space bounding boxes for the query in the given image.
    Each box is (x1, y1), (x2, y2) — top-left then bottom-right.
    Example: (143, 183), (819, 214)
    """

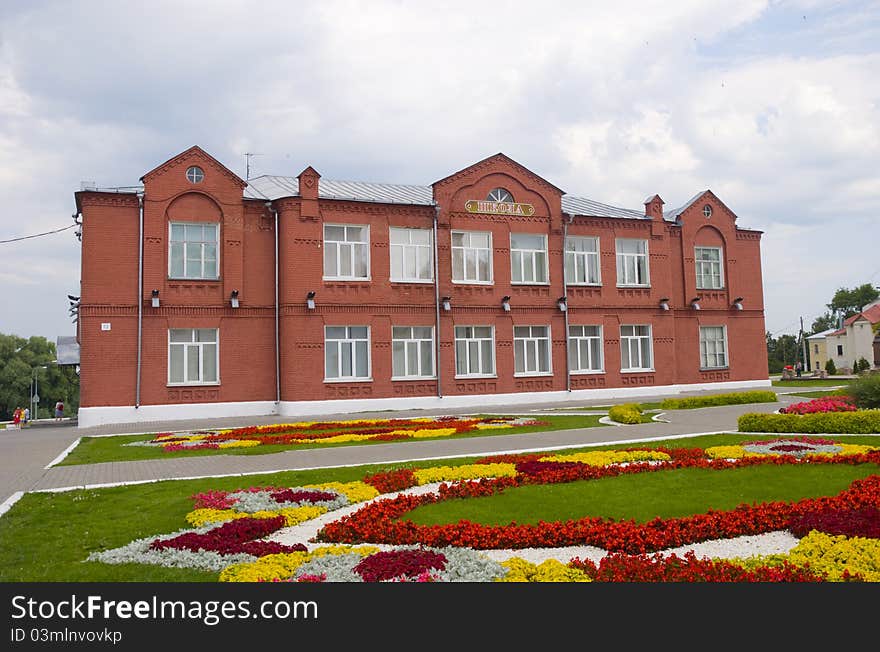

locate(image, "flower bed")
(88, 439), (880, 582)
(779, 396), (857, 415)
(129, 416), (546, 452)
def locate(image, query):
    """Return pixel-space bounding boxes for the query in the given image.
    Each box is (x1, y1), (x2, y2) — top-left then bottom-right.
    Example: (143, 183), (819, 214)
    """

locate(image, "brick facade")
(74, 146), (769, 426)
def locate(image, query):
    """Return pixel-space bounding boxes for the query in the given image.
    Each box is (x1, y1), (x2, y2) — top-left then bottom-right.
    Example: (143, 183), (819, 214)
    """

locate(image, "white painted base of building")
(77, 379), (771, 428)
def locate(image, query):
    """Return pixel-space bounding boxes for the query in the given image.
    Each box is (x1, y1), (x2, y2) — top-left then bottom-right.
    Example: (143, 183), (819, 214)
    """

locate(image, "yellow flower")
(218, 440), (261, 449)
(304, 481), (379, 503)
(539, 450), (671, 466)
(219, 545), (380, 582)
(413, 463), (517, 485)
(497, 558), (591, 582)
(185, 508), (250, 527)
(704, 445), (762, 460)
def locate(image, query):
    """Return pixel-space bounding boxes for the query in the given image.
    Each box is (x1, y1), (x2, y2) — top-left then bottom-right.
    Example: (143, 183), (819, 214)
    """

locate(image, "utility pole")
(800, 316), (808, 369)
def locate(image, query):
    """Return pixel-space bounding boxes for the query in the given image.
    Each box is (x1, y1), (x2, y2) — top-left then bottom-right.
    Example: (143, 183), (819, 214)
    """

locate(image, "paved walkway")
(0, 388), (806, 508)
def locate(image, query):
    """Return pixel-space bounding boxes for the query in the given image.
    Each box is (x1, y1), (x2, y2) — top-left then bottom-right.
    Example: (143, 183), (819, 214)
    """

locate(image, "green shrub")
(856, 357), (871, 374)
(825, 359), (837, 375)
(608, 403), (644, 424)
(660, 390), (777, 410)
(738, 409), (880, 433)
(848, 373), (880, 409)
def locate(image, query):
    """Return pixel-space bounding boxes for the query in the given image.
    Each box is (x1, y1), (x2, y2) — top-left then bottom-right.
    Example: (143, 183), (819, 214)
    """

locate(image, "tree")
(0, 333), (79, 421)
(825, 358), (837, 375)
(827, 283), (880, 321)
(765, 331), (800, 374)
(811, 312), (838, 334)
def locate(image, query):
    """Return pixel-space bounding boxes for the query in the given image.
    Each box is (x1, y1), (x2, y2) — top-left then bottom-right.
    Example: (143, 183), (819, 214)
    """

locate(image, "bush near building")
(738, 410), (880, 434)
(660, 390), (777, 410)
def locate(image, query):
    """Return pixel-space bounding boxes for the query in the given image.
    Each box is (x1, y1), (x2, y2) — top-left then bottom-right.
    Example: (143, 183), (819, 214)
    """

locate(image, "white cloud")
(0, 0), (877, 341)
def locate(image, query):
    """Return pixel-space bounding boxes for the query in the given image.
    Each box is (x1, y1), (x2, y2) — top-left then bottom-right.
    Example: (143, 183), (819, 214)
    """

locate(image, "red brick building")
(73, 146), (769, 427)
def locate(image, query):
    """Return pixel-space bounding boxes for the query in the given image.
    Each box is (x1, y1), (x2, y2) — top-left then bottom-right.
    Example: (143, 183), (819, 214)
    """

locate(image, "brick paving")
(1, 393), (794, 505)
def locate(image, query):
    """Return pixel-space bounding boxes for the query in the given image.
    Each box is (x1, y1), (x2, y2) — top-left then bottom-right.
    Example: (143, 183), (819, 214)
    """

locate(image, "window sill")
(700, 367), (730, 372)
(167, 277), (221, 282)
(324, 377), (373, 383)
(167, 382), (221, 387)
(571, 369), (605, 375)
(454, 374), (497, 380)
(620, 368), (655, 374)
(390, 280), (434, 285)
(510, 282), (550, 286)
(391, 376), (437, 381)
(451, 280), (494, 286)
(566, 283), (602, 287)
(696, 287), (726, 291)
(323, 277), (372, 282)
(617, 284), (651, 289)
(514, 372), (553, 378)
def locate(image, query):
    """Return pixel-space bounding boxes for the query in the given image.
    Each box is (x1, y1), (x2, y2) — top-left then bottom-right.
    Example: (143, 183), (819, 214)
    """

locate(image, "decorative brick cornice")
(319, 201), (434, 217)
(78, 193), (140, 208)
(433, 153), (564, 196)
(140, 146), (246, 188)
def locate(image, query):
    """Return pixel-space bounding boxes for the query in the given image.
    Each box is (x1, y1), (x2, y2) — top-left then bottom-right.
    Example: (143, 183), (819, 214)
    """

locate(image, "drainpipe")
(270, 202), (280, 409)
(433, 204), (442, 398)
(562, 213), (573, 392)
(136, 193), (144, 408)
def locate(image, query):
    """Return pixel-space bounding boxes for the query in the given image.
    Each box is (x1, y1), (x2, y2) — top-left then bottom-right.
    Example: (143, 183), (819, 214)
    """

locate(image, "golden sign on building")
(465, 200), (535, 216)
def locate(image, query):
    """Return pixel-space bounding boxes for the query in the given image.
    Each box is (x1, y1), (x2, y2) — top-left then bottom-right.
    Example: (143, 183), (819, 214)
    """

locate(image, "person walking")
(12, 407), (21, 429)
(23, 407), (30, 427)
(54, 400), (64, 421)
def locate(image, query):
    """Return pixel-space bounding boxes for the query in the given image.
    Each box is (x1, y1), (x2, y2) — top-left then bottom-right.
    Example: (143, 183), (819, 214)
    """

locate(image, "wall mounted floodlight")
(557, 296), (567, 312)
(659, 297), (670, 311)
(230, 290), (240, 309)
(307, 291), (316, 310)
(441, 296), (451, 312)
(151, 289), (160, 308)
(690, 297), (701, 310)
(733, 297), (744, 310)
(502, 296), (511, 312)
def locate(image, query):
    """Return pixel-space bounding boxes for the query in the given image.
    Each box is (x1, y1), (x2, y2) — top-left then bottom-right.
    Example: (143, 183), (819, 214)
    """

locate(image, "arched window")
(487, 187), (513, 203)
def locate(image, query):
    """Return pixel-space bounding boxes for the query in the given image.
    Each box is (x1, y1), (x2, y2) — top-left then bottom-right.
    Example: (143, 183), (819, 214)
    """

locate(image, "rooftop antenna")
(244, 152), (262, 181)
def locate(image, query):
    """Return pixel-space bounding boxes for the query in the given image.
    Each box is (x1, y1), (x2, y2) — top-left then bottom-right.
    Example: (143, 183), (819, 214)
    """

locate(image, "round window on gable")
(186, 166), (205, 184)
(702, 204), (713, 218)
(487, 187), (514, 203)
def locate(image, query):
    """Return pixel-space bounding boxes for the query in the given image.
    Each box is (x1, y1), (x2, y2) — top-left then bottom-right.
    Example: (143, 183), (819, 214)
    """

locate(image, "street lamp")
(31, 366), (47, 422)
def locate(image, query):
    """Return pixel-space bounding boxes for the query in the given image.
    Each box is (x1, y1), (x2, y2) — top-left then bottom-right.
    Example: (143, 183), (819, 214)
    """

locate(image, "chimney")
(298, 166), (321, 220)
(644, 194), (664, 220)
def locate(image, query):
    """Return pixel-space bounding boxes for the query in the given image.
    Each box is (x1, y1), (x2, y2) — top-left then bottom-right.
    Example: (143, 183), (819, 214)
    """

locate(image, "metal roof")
(561, 195), (647, 220)
(664, 190), (706, 221)
(245, 175), (434, 206)
(245, 175), (649, 219)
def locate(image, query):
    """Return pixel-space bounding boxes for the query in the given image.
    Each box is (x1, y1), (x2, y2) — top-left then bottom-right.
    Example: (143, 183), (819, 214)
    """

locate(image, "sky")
(1, 0), (878, 343)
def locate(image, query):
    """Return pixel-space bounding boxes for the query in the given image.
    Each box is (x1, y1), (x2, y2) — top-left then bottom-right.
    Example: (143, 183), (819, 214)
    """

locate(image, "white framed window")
(695, 247), (724, 289)
(169, 223), (219, 279)
(323, 224), (370, 280)
(452, 231), (492, 283)
(510, 233), (548, 284)
(168, 328), (218, 385)
(325, 326), (370, 381)
(616, 238), (649, 286)
(488, 187), (513, 202)
(390, 227), (433, 282)
(620, 324), (653, 371)
(514, 325), (552, 375)
(700, 325), (728, 369)
(454, 326), (495, 377)
(185, 166), (204, 184)
(565, 236), (601, 285)
(392, 326), (435, 379)
(568, 325), (603, 373)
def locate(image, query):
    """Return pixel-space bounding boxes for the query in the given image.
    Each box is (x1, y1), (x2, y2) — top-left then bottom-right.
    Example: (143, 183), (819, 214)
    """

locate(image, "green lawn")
(405, 463), (879, 526)
(2, 432), (878, 581)
(772, 379), (852, 388)
(786, 389), (851, 399)
(58, 414), (607, 466)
